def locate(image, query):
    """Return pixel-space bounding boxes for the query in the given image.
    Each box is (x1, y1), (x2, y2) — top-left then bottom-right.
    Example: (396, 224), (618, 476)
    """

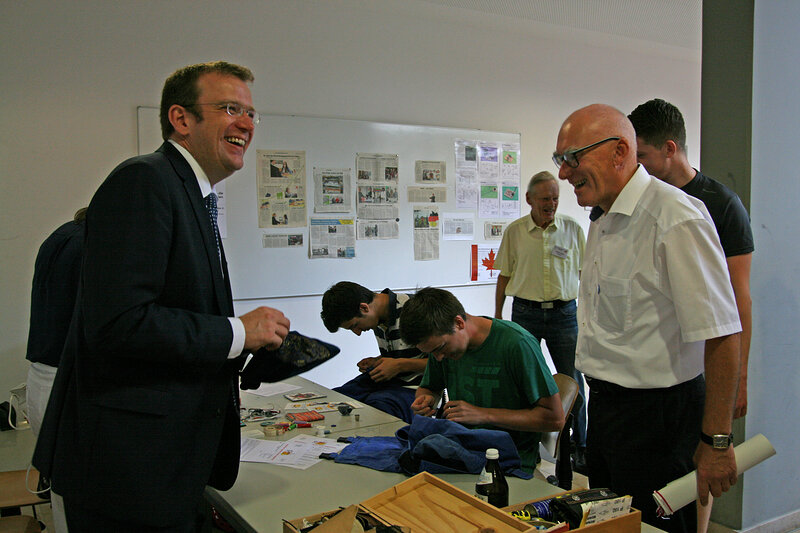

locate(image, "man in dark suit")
(33, 61), (290, 532)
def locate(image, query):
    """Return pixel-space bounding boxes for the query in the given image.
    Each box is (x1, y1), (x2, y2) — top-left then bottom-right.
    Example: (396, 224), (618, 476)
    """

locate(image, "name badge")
(552, 245), (569, 259)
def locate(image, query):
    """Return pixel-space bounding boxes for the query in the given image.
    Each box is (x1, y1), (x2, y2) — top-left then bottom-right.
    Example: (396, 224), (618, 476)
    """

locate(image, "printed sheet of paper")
(356, 153), (399, 219)
(455, 140), (478, 208)
(357, 219), (399, 240)
(483, 221), (509, 240)
(455, 168), (478, 209)
(240, 434), (348, 469)
(455, 139), (478, 170)
(413, 205), (440, 261)
(244, 381), (302, 398)
(309, 218), (356, 259)
(414, 229), (439, 261)
(500, 182), (520, 217)
(415, 160), (446, 183)
(479, 183), (499, 218)
(407, 186), (446, 204)
(313, 167), (351, 213)
(500, 143), (521, 180)
(478, 142), (499, 181)
(441, 213), (474, 241)
(471, 244), (502, 282)
(257, 150), (307, 228)
(262, 233), (304, 248)
(357, 152), (399, 182)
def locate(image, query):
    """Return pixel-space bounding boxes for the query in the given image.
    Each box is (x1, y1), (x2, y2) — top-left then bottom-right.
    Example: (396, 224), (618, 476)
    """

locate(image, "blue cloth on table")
(325, 415), (532, 479)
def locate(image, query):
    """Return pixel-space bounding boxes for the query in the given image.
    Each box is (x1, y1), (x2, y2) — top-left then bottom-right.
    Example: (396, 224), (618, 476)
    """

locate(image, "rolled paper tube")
(653, 434), (776, 515)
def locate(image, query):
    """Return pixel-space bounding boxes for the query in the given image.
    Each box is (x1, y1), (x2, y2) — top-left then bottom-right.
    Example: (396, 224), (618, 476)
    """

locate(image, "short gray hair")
(527, 171), (556, 193)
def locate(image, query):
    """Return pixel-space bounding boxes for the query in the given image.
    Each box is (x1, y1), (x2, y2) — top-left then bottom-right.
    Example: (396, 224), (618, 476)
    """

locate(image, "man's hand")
(694, 443), (738, 506)
(368, 358), (403, 382)
(240, 306), (290, 351)
(734, 377), (748, 419)
(357, 356), (380, 373)
(411, 394), (438, 417)
(441, 400), (486, 425)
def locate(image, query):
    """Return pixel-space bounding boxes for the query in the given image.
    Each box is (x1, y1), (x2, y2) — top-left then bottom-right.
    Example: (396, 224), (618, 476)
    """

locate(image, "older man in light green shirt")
(493, 170), (587, 471)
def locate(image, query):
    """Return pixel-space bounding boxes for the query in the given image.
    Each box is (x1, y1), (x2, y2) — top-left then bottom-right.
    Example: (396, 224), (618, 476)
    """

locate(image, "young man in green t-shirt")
(399, 287), (564, 472)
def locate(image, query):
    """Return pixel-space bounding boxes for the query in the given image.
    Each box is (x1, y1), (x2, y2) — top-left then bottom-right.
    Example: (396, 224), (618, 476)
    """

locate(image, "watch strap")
(700, 431), (733, 448)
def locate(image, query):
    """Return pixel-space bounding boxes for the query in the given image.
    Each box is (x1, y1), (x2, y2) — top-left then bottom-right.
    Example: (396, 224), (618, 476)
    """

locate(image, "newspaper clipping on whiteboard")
(415, 160), (446, 183)
(455, 139), (478, 209)
(262, 233), (304, 248)
(356, 152), (399, 220)
(309, 218), (356, 259)
(441, 213), (474, 241)
(357, 219), (399, 240)
(257, 149), (307, 228)
(484, 221), (509, 240)
(407, 186), (446, 204)
(413, 205), (440, 261)
(313, 167), (351, 213)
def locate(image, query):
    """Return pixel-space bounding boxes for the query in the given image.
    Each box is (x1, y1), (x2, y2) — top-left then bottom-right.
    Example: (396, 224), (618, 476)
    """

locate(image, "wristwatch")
(700, 432), (733, 449)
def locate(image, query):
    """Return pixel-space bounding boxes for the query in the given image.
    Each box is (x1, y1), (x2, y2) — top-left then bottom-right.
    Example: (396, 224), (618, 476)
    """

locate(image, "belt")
(585, 375), (704, 396)
(513, 297), (574, 309)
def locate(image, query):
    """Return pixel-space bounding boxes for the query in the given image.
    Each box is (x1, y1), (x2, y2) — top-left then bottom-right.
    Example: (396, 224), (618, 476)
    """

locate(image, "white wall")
(744, 2), (800, 529)
(0, 1), (700, 392)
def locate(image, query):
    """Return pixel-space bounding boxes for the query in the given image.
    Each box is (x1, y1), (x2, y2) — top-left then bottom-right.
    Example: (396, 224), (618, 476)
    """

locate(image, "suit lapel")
(160, 143), (234, 316)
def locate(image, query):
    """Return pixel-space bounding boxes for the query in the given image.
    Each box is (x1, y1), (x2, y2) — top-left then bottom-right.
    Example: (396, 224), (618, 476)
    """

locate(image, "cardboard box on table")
(501, 489), (642, 533)
(283, 471), (537, 533)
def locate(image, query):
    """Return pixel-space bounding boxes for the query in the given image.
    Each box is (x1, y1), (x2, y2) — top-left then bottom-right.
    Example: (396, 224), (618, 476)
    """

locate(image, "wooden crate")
(502, 490), (642, 533)
(284, 472), (535, 533)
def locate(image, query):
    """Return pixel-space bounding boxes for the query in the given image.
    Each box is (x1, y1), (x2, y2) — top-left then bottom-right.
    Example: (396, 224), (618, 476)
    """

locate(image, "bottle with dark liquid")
(474, 448), (509, 507)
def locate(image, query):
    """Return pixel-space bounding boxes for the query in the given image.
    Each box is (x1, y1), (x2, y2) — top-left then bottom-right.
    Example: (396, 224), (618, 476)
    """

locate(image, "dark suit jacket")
(33, 142), (242, 527)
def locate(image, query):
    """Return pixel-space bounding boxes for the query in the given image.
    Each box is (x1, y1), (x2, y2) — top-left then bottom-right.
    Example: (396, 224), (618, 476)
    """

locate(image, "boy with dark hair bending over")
(321, 281), (426, 422)
(399, 287), (564, 473)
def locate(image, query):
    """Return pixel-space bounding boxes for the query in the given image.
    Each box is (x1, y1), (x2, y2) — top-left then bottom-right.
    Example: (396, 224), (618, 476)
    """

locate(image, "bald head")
(560, 104), (636, 159)
(555, 104), (638, 212)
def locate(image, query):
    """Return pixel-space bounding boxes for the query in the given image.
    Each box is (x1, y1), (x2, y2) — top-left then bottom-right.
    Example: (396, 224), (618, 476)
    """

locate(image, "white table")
(209, 377), (666, 532)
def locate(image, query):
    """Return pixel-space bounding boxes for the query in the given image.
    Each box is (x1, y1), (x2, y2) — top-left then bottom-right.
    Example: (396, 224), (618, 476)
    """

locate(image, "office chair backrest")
(540, 373), (579, 460)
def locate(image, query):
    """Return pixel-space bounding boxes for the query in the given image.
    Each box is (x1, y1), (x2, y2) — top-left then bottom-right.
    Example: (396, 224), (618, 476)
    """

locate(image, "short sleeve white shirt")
(576, 165), (741, 388)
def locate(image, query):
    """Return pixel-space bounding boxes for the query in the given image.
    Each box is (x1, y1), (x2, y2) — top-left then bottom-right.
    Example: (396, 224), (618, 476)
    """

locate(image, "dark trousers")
(511, 297), (587, 447)
(63, 495), (208, 533)
(334, 373), (416, 423)
(586, 375), (705, 533)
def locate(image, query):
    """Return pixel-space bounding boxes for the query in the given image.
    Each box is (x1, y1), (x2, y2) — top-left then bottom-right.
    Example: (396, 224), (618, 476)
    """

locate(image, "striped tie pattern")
(205, 192), (221, 261)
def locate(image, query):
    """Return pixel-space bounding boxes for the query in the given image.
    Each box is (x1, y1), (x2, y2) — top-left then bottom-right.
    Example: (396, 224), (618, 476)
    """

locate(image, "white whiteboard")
(137, 107), (519, 299)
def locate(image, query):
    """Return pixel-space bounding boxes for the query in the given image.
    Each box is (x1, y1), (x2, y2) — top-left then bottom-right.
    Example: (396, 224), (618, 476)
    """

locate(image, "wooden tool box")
(284, 471), (536, 533)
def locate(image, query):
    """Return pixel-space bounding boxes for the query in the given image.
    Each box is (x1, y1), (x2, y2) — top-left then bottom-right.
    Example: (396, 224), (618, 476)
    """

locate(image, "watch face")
(712, 435), (732, 448)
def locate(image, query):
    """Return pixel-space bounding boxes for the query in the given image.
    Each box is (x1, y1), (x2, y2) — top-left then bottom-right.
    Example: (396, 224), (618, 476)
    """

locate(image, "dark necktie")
(204, 192), (221, 261)
(206, 193), (237, 409)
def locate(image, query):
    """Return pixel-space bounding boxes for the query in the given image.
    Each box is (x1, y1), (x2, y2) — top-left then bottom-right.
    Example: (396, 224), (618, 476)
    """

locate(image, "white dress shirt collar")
(607, 164), (651, 217)
(168, 139), (214, 197)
